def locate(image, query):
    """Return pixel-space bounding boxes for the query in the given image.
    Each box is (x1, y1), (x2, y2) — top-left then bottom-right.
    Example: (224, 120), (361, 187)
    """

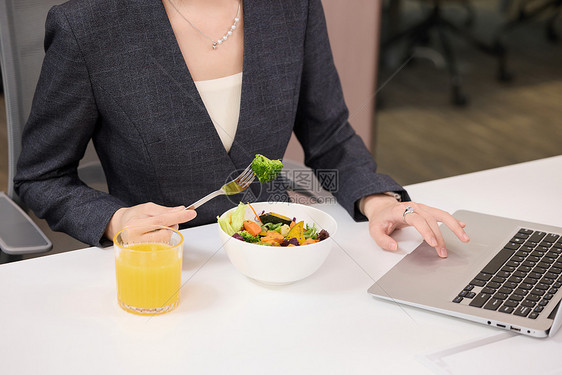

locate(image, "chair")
(496, 0), (561, 43)
(381, 0), (509, 106)
(0, 0), (106, 259)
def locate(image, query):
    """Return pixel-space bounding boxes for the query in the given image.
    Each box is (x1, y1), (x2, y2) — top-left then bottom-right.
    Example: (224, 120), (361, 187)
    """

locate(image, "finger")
(183, 209), (197, 222)
(137, 202), (186, 216)
(369, 223), (399, 251)
(137, 209), (197, 228)
(404, 212), (448, 257)
(140, 227), (173, 244)
(422, 206), (470, 243)
(418, 212), (448, 258)
(136, 202), (167, 215)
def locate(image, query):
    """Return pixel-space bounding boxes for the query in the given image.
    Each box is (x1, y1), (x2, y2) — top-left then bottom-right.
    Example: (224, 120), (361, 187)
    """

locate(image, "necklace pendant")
(168, 0), (240, 51)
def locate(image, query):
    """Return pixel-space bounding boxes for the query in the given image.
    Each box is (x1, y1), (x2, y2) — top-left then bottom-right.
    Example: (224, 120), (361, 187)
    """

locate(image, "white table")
(1, 156), (562, 374)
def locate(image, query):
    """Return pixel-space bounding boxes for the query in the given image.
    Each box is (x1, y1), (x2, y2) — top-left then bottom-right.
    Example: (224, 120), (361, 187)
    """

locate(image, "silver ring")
(403, 206), (415, 224)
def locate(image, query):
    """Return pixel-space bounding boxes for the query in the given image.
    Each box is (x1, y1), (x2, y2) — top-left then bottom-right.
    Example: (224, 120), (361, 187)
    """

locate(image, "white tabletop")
(1, 156), (562, 374)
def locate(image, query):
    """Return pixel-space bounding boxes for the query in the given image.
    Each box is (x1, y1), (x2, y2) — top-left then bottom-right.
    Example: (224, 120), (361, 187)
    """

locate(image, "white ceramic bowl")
(218, 202), (337, 285)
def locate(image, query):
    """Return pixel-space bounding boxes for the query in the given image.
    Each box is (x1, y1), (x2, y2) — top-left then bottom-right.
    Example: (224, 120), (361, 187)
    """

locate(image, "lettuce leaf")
(218, 203), (247, 236)
(230, 202), (247, 234)
(218, 216), (236, 236)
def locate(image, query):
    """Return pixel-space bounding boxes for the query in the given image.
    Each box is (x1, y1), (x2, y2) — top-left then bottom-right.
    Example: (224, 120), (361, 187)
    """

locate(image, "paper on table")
(419, 330), (562, 374)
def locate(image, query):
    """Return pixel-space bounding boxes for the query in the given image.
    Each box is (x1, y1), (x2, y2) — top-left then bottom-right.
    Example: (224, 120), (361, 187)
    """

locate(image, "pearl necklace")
(167, 0), (241, 50)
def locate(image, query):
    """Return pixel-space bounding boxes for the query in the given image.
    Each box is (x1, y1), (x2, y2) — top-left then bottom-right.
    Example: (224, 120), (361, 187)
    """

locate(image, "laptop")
(368, 210), (562, 338)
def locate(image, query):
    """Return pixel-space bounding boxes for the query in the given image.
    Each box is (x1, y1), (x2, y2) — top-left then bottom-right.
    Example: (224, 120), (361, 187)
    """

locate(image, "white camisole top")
(194, 72), (243, 153)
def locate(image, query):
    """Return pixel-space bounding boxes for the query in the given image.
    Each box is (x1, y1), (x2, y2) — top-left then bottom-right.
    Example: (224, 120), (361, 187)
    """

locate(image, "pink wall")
(283, 0), (382, 163)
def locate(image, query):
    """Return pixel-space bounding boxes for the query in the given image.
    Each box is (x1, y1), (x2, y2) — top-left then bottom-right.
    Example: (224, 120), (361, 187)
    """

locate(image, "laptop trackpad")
(371, 210), (523, 307)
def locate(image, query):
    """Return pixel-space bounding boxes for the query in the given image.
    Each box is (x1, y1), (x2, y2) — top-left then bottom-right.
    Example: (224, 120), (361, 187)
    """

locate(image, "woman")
(15, 0), (469, 256)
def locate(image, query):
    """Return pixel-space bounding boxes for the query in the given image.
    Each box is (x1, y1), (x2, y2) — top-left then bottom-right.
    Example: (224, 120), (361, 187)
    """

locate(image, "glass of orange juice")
(114, 225), (183, 315)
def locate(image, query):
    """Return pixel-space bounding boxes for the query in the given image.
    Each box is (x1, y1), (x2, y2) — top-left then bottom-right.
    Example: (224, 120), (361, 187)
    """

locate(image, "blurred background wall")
(283, 0), (381, 162)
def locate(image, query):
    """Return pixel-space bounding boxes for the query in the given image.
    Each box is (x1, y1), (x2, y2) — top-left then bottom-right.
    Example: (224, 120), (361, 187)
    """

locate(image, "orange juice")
(115, 242), (182, 315)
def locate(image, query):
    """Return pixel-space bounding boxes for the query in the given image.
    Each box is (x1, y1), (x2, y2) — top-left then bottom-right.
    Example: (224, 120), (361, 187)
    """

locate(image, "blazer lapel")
(140, 0), (235, 160)
(228, 0), (256, 168)
(143, 2), (204, 113)
(144, 0), (255, 171)
(228, 0), (298, 168)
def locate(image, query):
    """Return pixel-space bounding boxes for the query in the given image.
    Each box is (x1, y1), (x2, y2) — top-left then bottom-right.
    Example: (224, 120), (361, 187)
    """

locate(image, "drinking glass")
(114, 225), (183, 315)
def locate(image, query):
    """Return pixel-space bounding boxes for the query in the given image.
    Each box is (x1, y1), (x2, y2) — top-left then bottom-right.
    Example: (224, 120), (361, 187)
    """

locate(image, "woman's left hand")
(361, 194), (470, 258)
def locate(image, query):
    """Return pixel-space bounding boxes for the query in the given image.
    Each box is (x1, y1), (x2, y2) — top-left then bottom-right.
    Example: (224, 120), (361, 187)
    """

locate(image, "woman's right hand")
(104, 202), (197, 242)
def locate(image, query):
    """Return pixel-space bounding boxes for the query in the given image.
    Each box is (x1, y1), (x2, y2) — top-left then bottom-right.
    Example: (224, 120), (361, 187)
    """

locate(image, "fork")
(185, 164), (256, 210)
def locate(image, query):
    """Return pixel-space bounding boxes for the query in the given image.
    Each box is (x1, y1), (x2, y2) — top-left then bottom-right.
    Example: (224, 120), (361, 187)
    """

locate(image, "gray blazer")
(15, 0), (408, 246)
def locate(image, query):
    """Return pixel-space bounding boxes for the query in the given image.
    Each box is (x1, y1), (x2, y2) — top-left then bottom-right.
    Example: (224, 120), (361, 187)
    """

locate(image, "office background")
(1, 0), (561, 256)
(375, 0), (562, 185)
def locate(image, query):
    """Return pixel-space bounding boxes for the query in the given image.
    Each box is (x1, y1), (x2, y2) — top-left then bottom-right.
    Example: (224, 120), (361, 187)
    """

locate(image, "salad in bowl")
(218, 202), (330, 247)
(217, 202), (337, 285)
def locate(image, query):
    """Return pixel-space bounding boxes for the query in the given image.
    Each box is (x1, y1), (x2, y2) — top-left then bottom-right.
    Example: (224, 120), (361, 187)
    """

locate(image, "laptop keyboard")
(453, 228), (562, 319)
